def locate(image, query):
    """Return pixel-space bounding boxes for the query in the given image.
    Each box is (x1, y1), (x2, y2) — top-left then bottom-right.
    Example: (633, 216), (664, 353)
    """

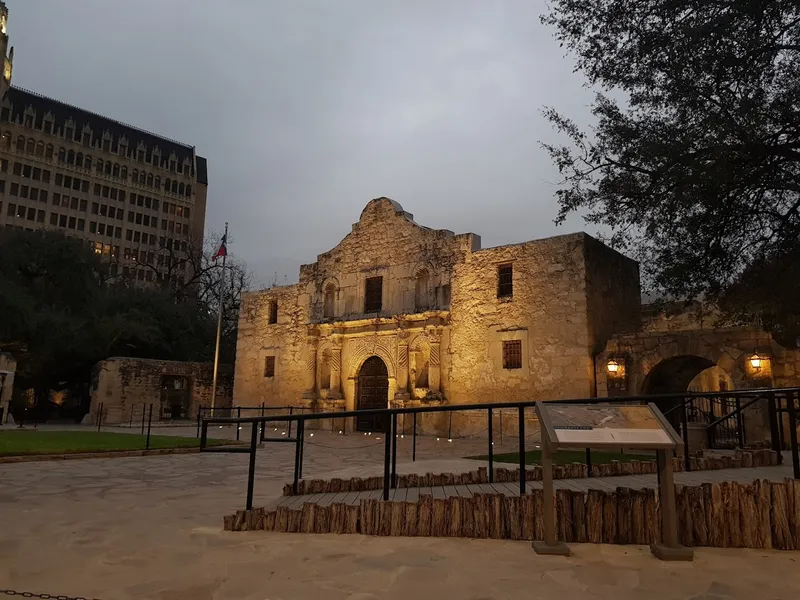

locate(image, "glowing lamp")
(607, 359), (620, 374)
(749, 352), (763, 372)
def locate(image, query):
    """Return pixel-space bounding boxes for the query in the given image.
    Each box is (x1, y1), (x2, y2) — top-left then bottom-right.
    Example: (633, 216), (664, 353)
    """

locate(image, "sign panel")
(538, 403), (678, 448)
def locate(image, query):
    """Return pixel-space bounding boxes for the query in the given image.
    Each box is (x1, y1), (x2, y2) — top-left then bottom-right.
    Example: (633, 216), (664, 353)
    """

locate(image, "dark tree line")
(0, 228), (249, 417)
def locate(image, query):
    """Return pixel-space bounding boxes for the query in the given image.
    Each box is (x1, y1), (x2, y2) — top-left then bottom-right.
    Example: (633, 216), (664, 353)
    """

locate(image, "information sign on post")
(533, 402), (694, 561)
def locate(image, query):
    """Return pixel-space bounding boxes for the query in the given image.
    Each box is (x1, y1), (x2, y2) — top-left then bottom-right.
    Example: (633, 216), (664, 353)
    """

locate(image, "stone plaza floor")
(1, 427), (799, 599)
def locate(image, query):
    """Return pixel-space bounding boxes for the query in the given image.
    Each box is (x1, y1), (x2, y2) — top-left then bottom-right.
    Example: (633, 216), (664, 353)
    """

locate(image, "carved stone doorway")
(356, 356), (389, 432)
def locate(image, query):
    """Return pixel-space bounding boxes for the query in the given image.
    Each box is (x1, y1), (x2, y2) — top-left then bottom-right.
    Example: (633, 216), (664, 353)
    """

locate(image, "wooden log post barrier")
(225, 478), (800, 553)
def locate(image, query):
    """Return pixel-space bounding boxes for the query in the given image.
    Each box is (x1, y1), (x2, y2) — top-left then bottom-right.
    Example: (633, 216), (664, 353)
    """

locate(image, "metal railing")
(200, 387), (800, 510)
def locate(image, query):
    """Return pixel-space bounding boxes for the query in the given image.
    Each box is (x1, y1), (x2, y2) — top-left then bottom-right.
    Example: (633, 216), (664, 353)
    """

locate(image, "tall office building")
(0, 2), (208, 287)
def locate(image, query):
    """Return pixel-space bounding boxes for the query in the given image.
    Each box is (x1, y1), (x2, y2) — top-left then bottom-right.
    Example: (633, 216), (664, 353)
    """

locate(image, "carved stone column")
(429, 341), (441, 394)
(301, 332), (318, 401)
(395, 342), (410, 399)
(329, 338), (343, 399)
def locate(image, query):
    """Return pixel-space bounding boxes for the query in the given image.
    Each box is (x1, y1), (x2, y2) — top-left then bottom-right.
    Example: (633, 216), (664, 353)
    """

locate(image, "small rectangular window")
(268, 300), (278, 324)
(264, 356), (276, 378)
(37, 210), (45, 223)
(89, 221), (97, 233)
(364, 276), (383, 313)
(498, 264), (513, 298)
(49, 212), (58, 226)
(502, 340), (522, 370)
(77, 218), (85, 231)
(59, 214), (67, 228)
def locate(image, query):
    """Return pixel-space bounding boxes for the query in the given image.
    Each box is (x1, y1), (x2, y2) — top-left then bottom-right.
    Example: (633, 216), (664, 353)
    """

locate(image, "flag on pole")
(213, 233), (227, 261)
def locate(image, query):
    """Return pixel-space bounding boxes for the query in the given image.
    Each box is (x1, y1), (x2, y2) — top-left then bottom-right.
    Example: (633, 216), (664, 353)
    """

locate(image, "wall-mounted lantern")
(748, 352), (763, 372)
(607, 359), (621, 376)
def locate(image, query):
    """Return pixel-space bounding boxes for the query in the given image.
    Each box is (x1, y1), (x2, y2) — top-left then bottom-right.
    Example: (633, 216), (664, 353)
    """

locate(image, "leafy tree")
(541, 0), (800, 339)
(0, 229), (250, 416)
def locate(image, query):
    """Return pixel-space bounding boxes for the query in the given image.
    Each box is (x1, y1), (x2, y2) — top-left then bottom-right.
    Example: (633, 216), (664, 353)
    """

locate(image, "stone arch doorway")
(356, 356), (389, 432)
(641, 355), (734, 430)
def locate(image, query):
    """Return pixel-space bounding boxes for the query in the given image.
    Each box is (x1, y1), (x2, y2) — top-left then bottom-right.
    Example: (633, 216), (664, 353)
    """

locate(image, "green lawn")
(0, 430), (230, 456)
(469, 449), (654, 466)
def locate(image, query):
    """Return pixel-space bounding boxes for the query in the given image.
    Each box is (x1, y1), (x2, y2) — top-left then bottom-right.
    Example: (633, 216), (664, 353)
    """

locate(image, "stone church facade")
(233, 198), (640, 430)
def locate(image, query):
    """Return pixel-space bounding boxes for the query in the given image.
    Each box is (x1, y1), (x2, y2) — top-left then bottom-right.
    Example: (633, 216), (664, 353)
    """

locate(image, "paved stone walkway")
(2, 428), (800, 599)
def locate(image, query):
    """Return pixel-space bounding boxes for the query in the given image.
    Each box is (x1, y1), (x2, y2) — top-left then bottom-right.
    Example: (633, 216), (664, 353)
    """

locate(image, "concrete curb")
(0, 446), (203, 464)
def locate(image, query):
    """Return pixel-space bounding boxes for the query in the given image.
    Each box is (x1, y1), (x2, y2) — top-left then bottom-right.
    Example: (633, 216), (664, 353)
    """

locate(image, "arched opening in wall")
(323, 284), (336, 319)
(642, 355), (735, 431)
(415, 269), (430, 312)
(356, 356), (389, 432)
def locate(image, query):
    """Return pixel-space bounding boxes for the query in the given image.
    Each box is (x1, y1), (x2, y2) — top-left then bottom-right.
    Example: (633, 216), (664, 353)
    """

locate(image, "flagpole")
(210, 222), (228, 415)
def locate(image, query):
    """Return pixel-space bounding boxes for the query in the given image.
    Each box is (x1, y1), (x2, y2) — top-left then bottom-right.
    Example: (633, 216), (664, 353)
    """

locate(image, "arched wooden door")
(356, 356), (389, 432)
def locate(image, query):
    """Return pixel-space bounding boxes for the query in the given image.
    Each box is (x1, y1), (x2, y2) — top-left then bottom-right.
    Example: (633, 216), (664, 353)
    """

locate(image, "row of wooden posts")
(227, 478), (800, 550)
(281, 450), (780, 497)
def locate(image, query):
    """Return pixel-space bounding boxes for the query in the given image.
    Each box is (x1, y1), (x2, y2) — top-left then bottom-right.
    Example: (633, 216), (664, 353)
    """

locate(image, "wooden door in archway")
(356, 356), (389, 432)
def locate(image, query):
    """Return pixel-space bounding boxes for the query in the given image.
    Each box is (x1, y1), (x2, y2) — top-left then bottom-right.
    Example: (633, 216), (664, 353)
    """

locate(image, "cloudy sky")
(8, 0), (595, 287)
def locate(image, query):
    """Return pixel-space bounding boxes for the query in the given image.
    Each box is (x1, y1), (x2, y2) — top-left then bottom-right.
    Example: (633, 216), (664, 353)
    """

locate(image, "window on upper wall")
(323, 284), (336, 319)
(264, 356), (276, 378)
(364, 276), (383, 313)
(497, 263), (513, 298)
(502, 340), (522, 369)
(268, 300), (278, 324)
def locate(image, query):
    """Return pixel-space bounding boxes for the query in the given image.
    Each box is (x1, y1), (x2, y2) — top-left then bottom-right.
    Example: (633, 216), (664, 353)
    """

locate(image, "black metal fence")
(200, 387), (800, 510)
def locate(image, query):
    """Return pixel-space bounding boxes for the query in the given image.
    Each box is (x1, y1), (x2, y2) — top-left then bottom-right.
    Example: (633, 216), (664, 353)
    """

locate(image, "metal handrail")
(705, 391), (766, 431)
(201, 386), (800, 510)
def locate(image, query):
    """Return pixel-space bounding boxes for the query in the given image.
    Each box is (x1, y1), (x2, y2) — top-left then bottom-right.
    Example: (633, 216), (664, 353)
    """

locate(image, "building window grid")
(364, 276), (383, 313)
(502, 340), (522, 370)
(264, 356), (276, 378)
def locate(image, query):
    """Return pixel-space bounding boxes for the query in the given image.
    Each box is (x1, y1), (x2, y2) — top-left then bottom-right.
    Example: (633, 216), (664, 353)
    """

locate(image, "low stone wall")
(225, 479), (800, 550)
(280, 450), (780, 496)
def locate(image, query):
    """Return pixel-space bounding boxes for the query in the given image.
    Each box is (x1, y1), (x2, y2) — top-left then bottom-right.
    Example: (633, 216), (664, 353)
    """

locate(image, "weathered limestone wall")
(235, 283), (312, 407)
(234, 198), (642, 431)
(0, 351), (16, 424)
(584, 235), (641, 354)
(88, 357), (233, 424)
(447, 234), (591, 404)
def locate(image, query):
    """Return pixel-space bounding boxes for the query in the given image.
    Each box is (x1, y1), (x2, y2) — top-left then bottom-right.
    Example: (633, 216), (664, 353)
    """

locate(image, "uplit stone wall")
(234, 198), (640, 431)
(87, 357), (233, 424)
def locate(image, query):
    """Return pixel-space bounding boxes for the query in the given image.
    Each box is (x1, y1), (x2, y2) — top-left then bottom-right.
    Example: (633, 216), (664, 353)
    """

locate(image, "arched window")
(121, 166), (128, 180)
(58, 147), (66, 163)
(185, 184), (191, 197)
(76, 152), (83, 167)
(26, 138), (35, 154)
(104, 161), (111, 175)
(171, 180), (178, 194)
(132, 169), (138, 183)
(139, 171), (145, 184)
(36, 141), (45, 157)
(96, 159), (104, 173)
(45, 144), (54, 159)
(415, 269), (430, 312)
(67, 150), (75, 164)
(1, 132), (10, 149)
(164, 177), (171, 191)
(146, 173), (153, 187)
(16, 135), (25, 151)
(84, 155), (92, 169)
(178, 182), (185, 195)
(154, 176), (160, 189)
(323, 284), (336, 319)
(112, 163), (120, 177)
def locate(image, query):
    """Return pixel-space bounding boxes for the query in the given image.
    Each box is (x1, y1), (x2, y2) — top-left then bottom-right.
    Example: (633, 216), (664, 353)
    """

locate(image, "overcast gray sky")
(8, 0), (595, 287)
